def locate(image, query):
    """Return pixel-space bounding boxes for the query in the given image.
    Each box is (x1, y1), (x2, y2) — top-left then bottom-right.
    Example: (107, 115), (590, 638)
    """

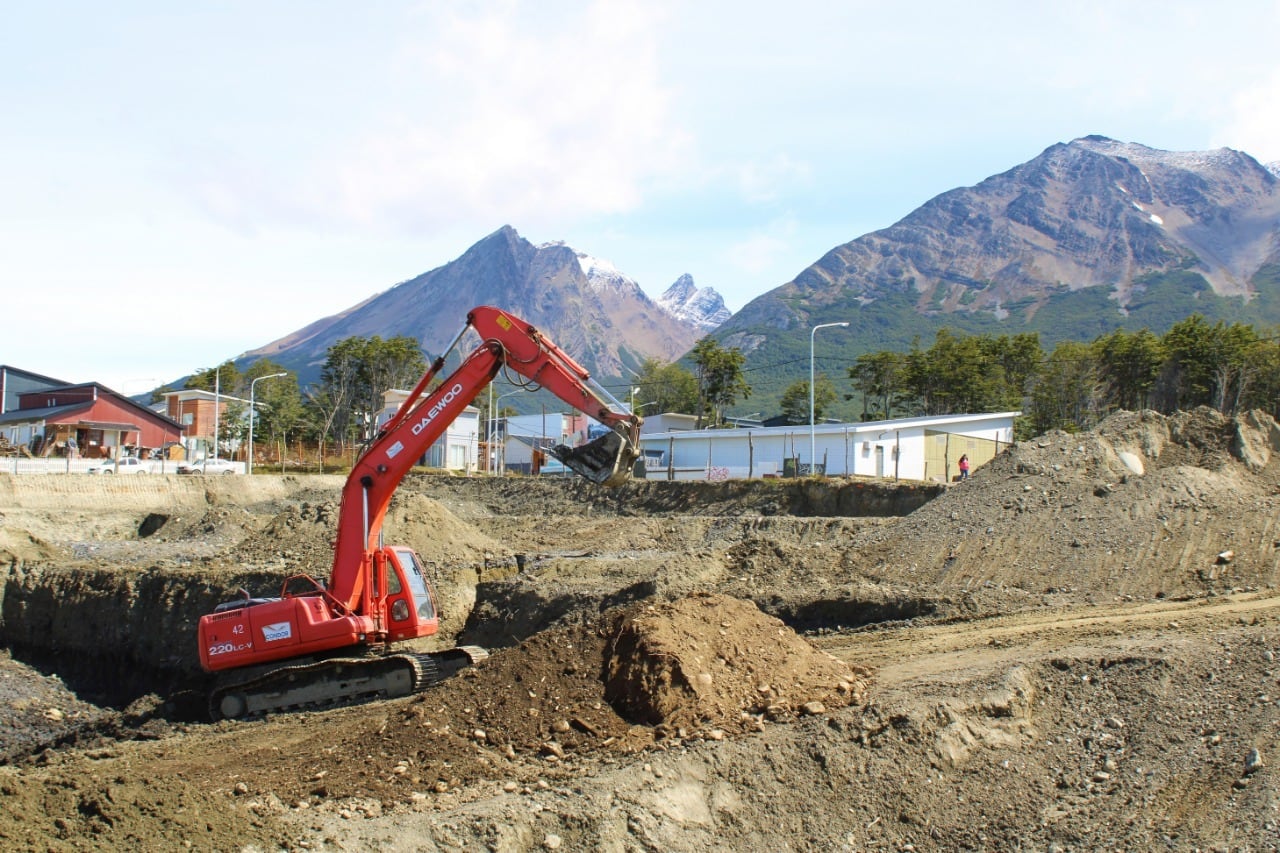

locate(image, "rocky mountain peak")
(570, 248), (646, 299)
(658, 274), (731, 332)
(244, 226), (701, 385)
(727, 136), (1280, 342)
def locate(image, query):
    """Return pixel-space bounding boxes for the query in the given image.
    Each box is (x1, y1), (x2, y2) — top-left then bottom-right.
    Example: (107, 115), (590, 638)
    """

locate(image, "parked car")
(177, 457), (240, 475)
(87, 457), (150, 475)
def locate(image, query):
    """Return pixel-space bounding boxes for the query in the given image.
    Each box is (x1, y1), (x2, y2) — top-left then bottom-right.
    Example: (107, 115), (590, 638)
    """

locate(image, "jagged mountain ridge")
(573, 253), (728, 332)
(726, 136), (1280, 340)
(246, 226), (713, 386)
(711, 136), (1280, 417)
(658, 274), (732, 332)
(236, 137), (1278, 421)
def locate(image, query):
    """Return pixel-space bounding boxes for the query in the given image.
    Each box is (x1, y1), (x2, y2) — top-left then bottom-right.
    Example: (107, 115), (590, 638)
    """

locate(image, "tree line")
(178, 313), (1279, 463)
(636, 314), (1280, 436)
(843, 314), (1280, 436)
(180, 334), (427, 462)
(181, 332), (759, 461)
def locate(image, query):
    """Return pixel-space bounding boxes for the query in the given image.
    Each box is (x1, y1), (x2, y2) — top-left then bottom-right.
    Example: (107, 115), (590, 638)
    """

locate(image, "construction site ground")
(1, 407), (1279, 851)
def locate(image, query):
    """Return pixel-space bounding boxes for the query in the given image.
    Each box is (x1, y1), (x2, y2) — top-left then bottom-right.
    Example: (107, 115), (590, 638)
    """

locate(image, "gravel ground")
(0, 407), (1278, 851)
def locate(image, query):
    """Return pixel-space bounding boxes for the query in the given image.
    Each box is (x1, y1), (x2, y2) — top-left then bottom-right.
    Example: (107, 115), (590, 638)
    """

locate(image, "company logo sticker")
(411, 383), (464, 436)
(262, 622), (293, 642)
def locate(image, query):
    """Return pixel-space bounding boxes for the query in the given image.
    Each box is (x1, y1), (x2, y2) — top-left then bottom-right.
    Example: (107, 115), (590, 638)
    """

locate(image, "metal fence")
(0, 457), (241, 475)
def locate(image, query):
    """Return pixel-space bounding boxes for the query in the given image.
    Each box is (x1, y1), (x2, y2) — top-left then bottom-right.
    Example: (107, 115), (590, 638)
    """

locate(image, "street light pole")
(492, 390), (522, 476)
(810, 321), (850, 474)
(213, 371), (219, 463)
(248, 372), (287, 475)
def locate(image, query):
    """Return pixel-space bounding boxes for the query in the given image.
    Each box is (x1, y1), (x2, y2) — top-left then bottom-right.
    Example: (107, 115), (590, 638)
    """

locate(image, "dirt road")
(824, 590), (1280, 683)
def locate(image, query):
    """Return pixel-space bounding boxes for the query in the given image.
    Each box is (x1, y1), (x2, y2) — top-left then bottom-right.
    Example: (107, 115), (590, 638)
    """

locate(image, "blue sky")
(5, 1), (1279, 395)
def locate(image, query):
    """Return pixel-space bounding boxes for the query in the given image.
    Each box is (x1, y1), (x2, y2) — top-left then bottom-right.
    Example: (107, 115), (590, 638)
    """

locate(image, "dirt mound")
(604, 593), (867, 731)
(0, 652), (110, 763)
(230, 498), (340, 568)
(848, 408), (1280, 609)
(162, 594), (869, 812)
(230, 492), (506, 572)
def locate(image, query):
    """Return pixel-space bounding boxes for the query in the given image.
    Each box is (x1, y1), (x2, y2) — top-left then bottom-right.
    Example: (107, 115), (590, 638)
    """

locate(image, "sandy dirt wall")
(404, 473), (943, 518)
(0, 564), (294, 675)
(0, 472), (343, 509)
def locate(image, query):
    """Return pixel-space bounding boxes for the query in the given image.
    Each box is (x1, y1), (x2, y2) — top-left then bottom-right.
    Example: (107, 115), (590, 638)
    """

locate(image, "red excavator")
(198, 306), (642, 718)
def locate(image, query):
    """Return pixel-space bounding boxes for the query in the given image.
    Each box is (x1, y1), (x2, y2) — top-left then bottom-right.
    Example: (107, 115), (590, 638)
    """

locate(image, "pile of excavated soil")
(0, 593), (864, 851)
(0, 651), (111, 763)
(253, 594), (864, 801)
(602, 593), (865, 731)
(843, 407), (1280, 610)
(228, 492), (509, 575)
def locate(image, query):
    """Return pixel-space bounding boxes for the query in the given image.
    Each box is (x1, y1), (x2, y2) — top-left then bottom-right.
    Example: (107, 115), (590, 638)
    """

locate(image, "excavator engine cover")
(551, 429), (637, 487)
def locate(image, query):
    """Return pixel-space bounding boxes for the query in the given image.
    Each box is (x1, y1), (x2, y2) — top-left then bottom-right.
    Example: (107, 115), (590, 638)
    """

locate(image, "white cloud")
(1212, 67), (1280, 163)
(734, 153), (812, 204)
(727, 216), (800, 277)
(212, 1), (695, 235)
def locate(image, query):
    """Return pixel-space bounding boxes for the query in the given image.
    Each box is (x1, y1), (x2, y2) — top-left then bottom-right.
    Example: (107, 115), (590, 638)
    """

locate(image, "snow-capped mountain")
(246, 226), (703, 384)
(573, 250), (645, 298)
(724, 135), (1280, 346)
(657, 274), (731, 332)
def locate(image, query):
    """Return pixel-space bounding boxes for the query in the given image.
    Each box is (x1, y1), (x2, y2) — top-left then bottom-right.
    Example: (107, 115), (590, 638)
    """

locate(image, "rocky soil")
(0, 407), (1278, 851)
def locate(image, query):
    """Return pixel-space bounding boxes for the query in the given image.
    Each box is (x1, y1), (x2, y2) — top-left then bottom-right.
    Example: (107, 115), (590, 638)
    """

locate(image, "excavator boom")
(325, 305), (642, 612)
(197, 306), (642, 718)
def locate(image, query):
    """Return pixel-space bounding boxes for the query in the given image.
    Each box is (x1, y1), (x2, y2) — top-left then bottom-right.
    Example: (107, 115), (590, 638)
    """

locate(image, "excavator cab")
(550, 427), (639, 488)
(382, 547), (440, 642)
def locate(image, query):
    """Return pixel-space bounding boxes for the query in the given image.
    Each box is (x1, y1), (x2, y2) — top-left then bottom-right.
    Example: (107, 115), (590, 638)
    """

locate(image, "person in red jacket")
(958, 454), (970, 480)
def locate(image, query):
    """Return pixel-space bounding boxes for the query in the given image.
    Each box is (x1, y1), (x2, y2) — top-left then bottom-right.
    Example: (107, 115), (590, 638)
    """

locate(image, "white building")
(499, 412), (595, 475)
(377, 389), (480, 472)
(640, 412), (699, 434)
(637, 412), (1018, 482)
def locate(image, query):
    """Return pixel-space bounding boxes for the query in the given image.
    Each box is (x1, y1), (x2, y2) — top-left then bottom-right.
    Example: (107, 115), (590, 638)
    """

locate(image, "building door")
(874, 445), (885, 478)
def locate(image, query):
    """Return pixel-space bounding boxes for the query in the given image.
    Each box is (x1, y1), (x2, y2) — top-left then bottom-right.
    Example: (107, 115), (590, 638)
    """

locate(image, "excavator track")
(209, 645), (488, 720)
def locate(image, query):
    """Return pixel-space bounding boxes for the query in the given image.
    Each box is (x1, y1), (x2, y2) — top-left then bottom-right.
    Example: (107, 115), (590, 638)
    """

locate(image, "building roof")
(0, 364), (73, 386)
(0, 400), (91, 425)
(640, 411), (1021, 441)
(161, 388), (251, 405)
(5, 383), (184, 431)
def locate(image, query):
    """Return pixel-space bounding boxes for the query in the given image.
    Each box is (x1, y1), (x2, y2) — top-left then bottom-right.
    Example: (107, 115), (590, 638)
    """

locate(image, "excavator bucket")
(550, 429), (638, 488)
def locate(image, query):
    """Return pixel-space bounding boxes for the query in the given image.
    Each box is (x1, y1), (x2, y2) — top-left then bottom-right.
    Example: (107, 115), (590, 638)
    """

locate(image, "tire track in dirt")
(818, 591), (1280, 686)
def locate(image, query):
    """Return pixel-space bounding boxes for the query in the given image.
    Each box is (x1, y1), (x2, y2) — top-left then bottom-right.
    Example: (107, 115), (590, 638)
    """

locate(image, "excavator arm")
(326, 305), (642, 613)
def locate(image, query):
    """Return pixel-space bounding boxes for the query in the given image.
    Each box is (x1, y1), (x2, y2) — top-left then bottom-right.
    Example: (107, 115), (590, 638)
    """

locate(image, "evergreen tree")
(630, 358), (699, 415)
(848, 351), (904, 420)
(1093, 328), (1164, 411)
(1027, 341), (1100, 434)
(780, 376), (837, 425)
(689, 337), (751, 427)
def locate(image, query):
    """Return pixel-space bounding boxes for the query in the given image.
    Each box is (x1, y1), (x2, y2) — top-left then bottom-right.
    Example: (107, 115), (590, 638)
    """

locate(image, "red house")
(0, 378), (184, 459)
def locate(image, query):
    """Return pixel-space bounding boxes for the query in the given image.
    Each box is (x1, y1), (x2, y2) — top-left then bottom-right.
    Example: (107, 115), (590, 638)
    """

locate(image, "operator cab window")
(392, 547), (436, 621)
